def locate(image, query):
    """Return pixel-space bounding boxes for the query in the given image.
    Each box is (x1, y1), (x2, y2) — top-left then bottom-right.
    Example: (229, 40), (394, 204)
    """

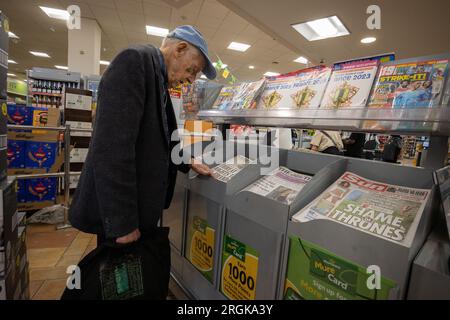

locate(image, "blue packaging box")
(7, 104), (34, 125)
(26, 177), (57, 202)
(17, 179), (27, 203)
(25, 141), (57, 169)
(7, 140), (26, 168)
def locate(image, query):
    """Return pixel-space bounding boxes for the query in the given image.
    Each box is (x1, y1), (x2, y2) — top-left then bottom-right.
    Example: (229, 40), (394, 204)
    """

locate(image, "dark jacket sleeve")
(90, 48), (145, 239)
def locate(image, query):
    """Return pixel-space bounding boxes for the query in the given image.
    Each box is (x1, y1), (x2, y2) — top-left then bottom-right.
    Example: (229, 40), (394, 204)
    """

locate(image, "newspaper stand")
(279, 156), (437, 299)
(223, 148), (343, 299)
(181, 142), (262, 299)
(164, 173), (188, 279)
(407, 166), (450, 299)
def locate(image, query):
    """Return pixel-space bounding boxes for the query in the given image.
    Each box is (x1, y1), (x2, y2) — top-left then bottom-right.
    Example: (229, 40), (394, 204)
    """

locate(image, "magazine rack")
(222, 148), (345, 299)
(180, 141), (262, 299)
(279, 157), (437, 299)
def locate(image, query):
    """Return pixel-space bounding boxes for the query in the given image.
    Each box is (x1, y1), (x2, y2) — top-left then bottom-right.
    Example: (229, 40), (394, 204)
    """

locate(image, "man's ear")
(175, 41), (189, 57)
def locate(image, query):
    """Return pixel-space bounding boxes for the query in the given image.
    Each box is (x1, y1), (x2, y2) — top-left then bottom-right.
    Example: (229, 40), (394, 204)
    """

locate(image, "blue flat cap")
(167, 25), (216, 80)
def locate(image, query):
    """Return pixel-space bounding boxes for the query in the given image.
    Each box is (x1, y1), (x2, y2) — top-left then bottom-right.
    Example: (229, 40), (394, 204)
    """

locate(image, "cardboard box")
(8, 130), (59, 143)
(8, 146), (66, 175)
(25, 141), (57, 169)
(65, 88), (93, 111)
(32, 107), (60, 128)
(17, 200), (55, 211)
(7, 140), (25, 168)
(6, 104), (33, 125)
(26, 177), (57, 202)
(16, 180), (27, 204)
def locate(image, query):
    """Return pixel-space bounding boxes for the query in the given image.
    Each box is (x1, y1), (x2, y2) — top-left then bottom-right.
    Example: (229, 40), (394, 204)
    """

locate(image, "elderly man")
(69, 26), (215, 246)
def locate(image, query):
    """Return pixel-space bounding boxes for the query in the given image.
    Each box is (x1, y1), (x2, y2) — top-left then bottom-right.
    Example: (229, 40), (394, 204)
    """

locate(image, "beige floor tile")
(88, 236), (97, 247)
(27, 229), (79, 249)
(28, 248), (67, 268)
(30, 266), (69, 281)
(33, 279), (67, 300)
(56, 254), (82, 268)
(27, 224), (57, 234)
(64, 237), (91, 256)
(29, 280), (44, 298)
(81, 245), (96, 259)
(76, 231), (95, 239)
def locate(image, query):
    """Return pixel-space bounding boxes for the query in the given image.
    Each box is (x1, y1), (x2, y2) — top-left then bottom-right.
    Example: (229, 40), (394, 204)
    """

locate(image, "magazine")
(212, 84), (240, 110)
(364, 58), (449, 130)
(244, 167), (312, 205)
(320, 60), (379, 109)
(230, 79), (266, 110)
(292, 172), (430, 247)
(256, 67), (331, 109)
(211, 155), (254, 183)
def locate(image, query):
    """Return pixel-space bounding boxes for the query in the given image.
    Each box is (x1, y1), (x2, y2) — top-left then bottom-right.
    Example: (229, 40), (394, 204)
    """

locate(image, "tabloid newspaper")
(211, 155), (254, 183)
(243, 167), (312, 205)
(292, 172), (430, 247)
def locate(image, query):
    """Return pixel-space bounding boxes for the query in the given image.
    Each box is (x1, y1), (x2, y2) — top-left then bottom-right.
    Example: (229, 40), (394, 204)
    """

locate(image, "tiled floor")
(26, 224), (97, 300)
(26, 224), (188, 300)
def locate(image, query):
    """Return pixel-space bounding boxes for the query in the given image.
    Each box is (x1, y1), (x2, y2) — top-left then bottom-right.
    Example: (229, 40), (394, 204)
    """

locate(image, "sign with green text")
(7, 78), (27, 96)
(284, 235), (397, 300)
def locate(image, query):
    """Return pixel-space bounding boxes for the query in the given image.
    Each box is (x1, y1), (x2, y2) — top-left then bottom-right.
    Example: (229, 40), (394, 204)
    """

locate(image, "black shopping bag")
(61, 227), (170, 300)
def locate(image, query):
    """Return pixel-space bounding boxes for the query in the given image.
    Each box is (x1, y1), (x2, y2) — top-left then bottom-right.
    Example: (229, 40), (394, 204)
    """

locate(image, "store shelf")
(198, 106), (450, 136)
(29, 91), (62, 97)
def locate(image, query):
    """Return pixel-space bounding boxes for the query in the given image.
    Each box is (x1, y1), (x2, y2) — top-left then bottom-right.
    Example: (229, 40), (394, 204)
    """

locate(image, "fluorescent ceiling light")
(227, 42), (251, 52)
(8, 59), (17, 64)
(55, 65), (68, 70)
(100, 60), (110, 65)
(212, 62), (227, 69)
(40, 6), (70, 20)
(7, 73), (16, 77)
(30, 51), (50, 58)
(248, 65), (255, 69)
(145, 25), (169, 37)
(8, 31), (19, 39)
(264, 72), (280, 77)
(294, 56), (308, 64)
(361, 37), (377, 44)
(292, 16), (349, 41)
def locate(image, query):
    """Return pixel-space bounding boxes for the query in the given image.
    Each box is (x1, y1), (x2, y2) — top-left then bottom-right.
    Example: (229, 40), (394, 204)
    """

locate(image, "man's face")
(167, 42), (205, 89)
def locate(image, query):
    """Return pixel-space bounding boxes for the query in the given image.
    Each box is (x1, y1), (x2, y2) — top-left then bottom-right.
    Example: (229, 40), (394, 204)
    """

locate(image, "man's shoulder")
(120, 44), (158, 58)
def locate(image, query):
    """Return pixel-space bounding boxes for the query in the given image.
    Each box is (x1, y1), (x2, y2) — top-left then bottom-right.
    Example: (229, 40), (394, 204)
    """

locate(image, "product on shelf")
(364, 56), (449, 130)
(6, 105), (33, 125)
(243, 166), (311, 205)
(26, 177), (57, 202)
(7, 140), (25, 168)
(292, 172), (430, 246)
(25, 141), (57, 169)
(211, 155), (253, 183)
(232, 79), (266, 110)
(257, 66), (331, 109)
(320, 60), (379, 108)
(212, 84), (240, 110)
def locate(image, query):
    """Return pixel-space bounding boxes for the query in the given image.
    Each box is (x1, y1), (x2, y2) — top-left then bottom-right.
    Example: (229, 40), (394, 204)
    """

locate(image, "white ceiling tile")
(114, 0), (144, 15)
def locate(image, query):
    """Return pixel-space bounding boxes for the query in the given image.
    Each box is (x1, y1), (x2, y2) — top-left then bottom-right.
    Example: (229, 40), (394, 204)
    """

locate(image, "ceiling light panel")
(292, 16), (350, 41)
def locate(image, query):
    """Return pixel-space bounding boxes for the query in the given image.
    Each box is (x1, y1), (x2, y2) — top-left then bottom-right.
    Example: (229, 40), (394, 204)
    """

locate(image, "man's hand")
(116, 229), (141, 244)
(190, 158), (213, 176)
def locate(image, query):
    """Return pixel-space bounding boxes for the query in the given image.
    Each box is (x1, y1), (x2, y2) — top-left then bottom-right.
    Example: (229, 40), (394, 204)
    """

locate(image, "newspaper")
(292, 172), (430, 247)
(211, 155), (253, 183)
(435, 166), (450, 240)
(244, 167), (312, 205)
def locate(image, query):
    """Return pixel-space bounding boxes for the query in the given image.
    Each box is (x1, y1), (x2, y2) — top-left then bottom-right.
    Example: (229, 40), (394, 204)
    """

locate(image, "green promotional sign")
(186, 216), (215, 283)
(221, 235), (259, 300)
(7, 78), (27, 96)
(284, 236), (397, 300)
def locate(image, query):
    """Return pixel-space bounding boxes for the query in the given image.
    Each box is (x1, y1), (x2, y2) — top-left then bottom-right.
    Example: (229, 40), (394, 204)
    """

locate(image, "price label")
(188, 216), (215, 282)
(221, 235), (259, 300)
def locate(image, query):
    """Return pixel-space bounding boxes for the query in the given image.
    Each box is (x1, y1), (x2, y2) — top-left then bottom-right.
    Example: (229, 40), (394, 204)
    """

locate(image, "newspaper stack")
(292, 172), (430, 247)
(244, 167), (312, 205)
(211, 155), (254, 183)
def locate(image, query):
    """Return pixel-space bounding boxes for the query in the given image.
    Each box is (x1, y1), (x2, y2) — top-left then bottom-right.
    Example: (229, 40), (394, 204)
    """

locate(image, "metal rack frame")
(6, 124), (92, 229)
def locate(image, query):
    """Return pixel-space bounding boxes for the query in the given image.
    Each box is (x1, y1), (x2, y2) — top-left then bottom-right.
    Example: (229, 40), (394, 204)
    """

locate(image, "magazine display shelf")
(279, 157), (437, 299)
(179, 142), (262, 300)
(198, 107), (450, 136)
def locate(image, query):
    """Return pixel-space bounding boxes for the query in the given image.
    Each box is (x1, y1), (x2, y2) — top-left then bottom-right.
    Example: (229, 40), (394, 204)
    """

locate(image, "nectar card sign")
(187, 216), (215, 282)
(284, 236), (396, 300)
(221, 235), (259, 300)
